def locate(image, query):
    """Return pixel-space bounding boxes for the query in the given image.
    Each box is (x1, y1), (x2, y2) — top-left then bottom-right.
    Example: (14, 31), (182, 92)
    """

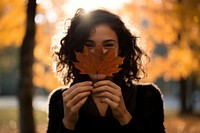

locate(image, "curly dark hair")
(52, 8), (149, 86)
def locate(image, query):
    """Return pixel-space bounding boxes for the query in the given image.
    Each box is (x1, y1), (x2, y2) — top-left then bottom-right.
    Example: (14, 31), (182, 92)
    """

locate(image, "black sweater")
(47, 82), (165, 133)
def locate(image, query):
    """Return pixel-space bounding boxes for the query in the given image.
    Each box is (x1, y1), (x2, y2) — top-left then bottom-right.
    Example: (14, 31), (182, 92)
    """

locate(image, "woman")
(47, 8), (165, 133)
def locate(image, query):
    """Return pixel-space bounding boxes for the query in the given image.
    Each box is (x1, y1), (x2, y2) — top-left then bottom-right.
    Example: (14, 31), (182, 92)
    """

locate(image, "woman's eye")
(103, 43), (115, 48)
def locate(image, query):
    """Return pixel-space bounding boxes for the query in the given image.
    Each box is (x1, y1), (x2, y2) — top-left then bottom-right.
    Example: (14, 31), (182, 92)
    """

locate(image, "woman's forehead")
(87, 24), (118, 40)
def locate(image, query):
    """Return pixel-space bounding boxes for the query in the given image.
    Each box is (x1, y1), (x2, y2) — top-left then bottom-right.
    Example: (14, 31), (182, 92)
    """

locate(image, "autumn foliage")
(1, 0), (199, 91)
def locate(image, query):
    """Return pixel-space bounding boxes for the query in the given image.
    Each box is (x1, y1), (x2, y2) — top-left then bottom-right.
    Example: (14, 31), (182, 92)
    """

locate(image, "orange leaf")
(73, 45), (124, 76)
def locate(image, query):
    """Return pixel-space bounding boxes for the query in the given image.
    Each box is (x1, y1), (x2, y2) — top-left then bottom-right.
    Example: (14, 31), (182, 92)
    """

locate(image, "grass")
(0, 108), (47, 133)
(165, 114), (200, 133)
(0, 108), (200, 133)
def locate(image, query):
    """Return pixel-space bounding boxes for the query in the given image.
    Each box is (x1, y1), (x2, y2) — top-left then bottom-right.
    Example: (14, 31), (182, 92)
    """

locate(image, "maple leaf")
(73, 45), (124, 77)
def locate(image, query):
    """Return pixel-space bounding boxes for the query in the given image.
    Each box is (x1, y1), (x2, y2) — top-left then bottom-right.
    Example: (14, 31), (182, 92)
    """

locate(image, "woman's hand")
(62, 81), (93, 130)
(93, 80), (132, 125)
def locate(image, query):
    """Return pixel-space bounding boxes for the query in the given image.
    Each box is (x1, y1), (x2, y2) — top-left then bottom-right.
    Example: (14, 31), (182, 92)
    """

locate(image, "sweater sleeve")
(120, 83), (166, 133)
(46, 88), (76, 133)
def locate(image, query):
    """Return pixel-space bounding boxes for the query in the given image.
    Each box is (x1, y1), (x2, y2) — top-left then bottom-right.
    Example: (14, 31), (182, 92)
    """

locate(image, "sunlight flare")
(62, 0), (131, 17)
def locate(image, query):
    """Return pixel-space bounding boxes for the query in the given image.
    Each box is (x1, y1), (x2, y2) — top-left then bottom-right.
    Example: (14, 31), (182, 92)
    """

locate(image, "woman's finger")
(101, 97), (119, 109)
(66, 91), (91, 108)
(63, 81), (93, 94)
(94, 80), (120, 90)
(70, 97), (89, 112)
(63, 85), (93, 102)
(92, 85), (121, 97)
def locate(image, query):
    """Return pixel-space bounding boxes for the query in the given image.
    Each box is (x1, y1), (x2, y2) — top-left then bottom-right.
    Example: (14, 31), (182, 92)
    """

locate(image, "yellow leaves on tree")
(33, 63), (63, 91)
(0, 0), (26, 47)
(165, 46), (198, 81)
(73, 45), (124, 77)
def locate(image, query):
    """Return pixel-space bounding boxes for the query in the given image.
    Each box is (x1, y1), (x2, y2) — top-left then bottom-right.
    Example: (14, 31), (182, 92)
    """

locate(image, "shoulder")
(135, 82), (163, 100)
(47, 86), (68, 105)
(134, 83), (165, 115)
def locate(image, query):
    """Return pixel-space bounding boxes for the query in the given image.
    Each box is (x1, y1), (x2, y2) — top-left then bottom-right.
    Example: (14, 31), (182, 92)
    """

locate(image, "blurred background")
(0, 0), (200, 133)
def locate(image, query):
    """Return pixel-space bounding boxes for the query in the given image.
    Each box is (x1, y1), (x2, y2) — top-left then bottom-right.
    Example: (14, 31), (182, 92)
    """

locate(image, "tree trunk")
(18, 0), (37, 133)
(179, 77), (188, 114)
(188, 73), (197, 113)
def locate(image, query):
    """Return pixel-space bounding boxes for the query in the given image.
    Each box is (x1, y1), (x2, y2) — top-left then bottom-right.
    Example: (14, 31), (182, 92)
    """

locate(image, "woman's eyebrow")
(85, 39), (117, 43)
(103, 39), (117, 43)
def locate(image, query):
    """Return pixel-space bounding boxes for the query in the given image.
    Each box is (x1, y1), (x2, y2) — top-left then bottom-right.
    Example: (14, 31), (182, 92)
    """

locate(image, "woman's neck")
(92, 94), (108, 117)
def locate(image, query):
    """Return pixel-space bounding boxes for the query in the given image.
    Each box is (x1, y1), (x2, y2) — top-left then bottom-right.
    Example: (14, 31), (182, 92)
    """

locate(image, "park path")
(0, 95), (48, 112)
(0, 95), (181, 114)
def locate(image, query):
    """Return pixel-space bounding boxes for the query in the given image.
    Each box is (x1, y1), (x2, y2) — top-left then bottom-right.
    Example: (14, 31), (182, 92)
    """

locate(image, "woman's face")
(84, 24), (119, 82)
